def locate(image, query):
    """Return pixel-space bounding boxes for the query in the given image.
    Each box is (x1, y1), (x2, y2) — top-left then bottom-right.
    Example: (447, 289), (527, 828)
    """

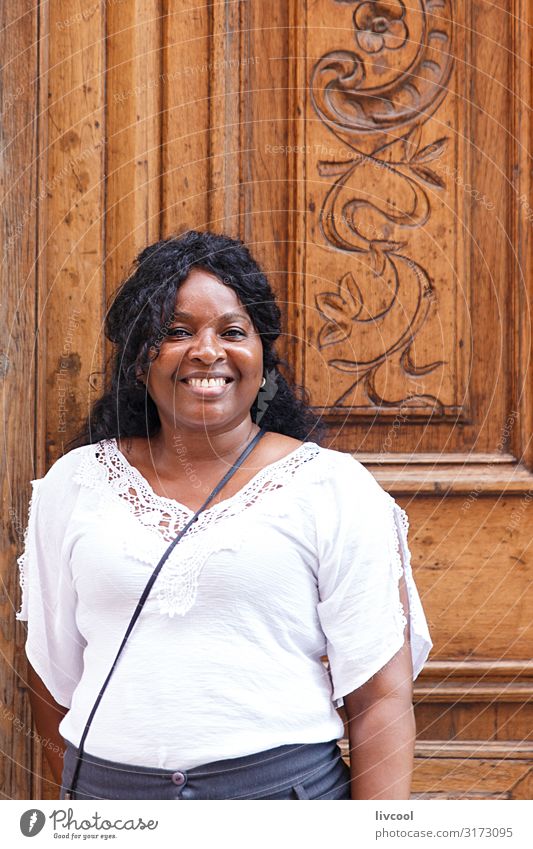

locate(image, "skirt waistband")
(60, 738), (350, 800)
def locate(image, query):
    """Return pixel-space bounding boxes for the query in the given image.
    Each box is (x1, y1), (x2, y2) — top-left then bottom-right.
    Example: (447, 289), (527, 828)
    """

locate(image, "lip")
(179, 373), (234, 381)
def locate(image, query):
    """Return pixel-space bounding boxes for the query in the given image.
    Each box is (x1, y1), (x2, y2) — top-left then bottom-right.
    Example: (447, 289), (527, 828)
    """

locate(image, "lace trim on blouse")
(15, 480), (40, 621)
(387, 494), (418, 635)
(72, 439), (323, 618)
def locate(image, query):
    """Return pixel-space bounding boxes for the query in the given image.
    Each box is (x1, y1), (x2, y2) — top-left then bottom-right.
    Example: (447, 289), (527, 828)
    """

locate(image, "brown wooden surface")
(106, 0), (162, 292)
(1, 0), (39, 803)
(3, 0), (533, 800)
(161, 2), (210, 237)
(41, 1), (106, 468)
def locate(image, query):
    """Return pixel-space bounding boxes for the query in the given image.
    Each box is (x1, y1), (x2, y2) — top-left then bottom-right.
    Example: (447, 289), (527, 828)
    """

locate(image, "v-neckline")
(107, 436), (318, 518)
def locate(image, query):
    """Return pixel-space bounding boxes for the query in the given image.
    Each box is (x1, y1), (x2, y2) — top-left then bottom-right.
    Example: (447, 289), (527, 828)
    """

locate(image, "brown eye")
(224, 328), (246, 337)
(165, 328), (190, 338)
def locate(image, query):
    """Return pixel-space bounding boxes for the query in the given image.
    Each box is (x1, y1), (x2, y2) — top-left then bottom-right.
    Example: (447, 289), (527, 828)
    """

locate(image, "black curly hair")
(66, 230), (326, 450)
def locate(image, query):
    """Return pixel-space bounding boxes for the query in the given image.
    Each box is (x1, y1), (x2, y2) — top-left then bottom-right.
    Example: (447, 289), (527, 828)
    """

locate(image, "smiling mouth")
(181, 377), (233, 387)
(178, 377), (234, 397)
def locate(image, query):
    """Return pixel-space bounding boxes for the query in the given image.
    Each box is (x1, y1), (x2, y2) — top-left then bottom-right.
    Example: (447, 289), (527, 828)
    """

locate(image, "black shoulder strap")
(64, 426), (268, 798)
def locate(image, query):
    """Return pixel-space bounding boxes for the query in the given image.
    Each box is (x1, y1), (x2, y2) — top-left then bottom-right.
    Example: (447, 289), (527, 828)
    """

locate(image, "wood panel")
(411, 742), (533, 800)
(161, 0), (210, 235)
(35, 0), (107, 800)
(106, 0), (162, 291)
(414, 661), (533, 744)
(209, 2), (294, 364)
(401, 496), (533, 660)
(294, 0), (463, 422)
(41, 1), (106, 468)
(241, 2), (292, 309)
(337, 739), (533, 799)
(286, 0), (533, 501)
(512, 0), (533, 472)
(1, 0), (39, 803)
(209, 0), (242, 236)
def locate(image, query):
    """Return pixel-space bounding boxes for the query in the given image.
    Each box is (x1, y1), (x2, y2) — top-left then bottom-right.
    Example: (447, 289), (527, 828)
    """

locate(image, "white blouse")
(16, 437), (432, 770)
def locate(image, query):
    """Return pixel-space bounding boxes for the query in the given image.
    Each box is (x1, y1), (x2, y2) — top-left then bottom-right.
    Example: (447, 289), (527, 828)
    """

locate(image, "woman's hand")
(343, 571), (416, 799)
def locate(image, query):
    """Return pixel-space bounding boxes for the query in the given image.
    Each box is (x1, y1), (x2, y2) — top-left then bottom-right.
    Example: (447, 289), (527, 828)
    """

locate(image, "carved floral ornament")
(309, 0), (454, 412)
(351, 0), (408, 53)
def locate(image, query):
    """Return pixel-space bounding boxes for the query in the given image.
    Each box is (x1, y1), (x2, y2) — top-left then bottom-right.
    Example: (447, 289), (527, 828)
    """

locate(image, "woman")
(16, 229), (432, 800)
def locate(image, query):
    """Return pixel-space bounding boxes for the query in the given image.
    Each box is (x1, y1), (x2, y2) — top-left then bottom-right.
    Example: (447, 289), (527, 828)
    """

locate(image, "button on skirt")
(60, 737), (351, 800)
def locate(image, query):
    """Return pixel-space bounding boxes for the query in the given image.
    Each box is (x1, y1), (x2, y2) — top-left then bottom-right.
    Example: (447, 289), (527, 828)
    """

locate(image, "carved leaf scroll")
(310, 0), (454, 412)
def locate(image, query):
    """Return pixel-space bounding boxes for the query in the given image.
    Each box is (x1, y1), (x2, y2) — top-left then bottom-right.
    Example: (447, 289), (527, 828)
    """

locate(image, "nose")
(187, 328), (227, 364)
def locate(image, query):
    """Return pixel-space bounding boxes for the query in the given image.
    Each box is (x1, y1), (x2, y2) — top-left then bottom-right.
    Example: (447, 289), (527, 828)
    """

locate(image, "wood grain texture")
(415, 701), (533, 743)
(1, 0), (39, 803)
(210, 2), (294, 364)
(208, 0), (242, 235)
(338, 739), (533, 799)
(106, 0), (162, 291)
(161, 1), (210, 235)
(4, 0), (533, 803)
(412, 743), (533, 799)
(41, 1), (106, 467)
(287, 0), (531, 492)
(295, 0), (461, 421)
(35, 0), (106, 800)
(401, 495), (533, 659)
(241, 0), (292, 313)
(512, 0), (533, 471)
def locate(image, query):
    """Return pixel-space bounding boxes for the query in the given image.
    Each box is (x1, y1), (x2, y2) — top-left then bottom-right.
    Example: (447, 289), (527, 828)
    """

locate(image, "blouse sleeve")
(315, 453), (432, 707)
(15, 454), (86, 708)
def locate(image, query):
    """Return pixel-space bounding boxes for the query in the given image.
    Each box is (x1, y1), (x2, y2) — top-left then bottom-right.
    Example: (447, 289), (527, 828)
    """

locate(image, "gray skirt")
(60, 737), (351, 800)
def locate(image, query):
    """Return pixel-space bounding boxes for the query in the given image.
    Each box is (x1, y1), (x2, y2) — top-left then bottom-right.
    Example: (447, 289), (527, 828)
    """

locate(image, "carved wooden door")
(5, 0), (532, 799)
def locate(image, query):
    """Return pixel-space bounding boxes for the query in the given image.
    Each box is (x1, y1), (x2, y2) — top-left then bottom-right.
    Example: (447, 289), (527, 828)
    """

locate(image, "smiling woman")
(137, 268), (265, 443)
(69, 230), (322, 455)
(16, 230), (432, 800)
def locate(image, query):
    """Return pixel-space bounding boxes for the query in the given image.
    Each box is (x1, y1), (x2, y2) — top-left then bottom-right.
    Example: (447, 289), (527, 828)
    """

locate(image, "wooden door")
(3, 0), (532, 799)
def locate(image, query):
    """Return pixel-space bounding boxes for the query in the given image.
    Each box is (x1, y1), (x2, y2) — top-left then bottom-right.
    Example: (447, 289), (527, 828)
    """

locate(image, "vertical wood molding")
(512, 0), (533, 471)
(105, 0), (162, 294)
(208, 0), (243, 235)
(161, 1), (211, 235)
(287, 0), (307, 391)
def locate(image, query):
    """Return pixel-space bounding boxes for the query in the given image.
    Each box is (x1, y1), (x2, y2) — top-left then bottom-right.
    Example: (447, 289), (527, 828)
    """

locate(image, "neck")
(149, 418), (261, 470)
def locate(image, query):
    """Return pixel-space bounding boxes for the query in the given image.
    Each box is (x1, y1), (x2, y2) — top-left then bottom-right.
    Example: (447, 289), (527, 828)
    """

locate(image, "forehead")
(172, 268), (250, 320)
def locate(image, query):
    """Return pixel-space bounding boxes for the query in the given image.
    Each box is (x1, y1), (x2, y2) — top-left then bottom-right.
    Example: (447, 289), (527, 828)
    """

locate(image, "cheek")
(237, 347), (263, 375)
(148, 341), (263, 379)
(152, 346), (186, 375)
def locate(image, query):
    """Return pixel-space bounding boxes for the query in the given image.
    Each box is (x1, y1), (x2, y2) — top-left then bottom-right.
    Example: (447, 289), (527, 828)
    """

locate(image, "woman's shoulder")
(34, 442), (102, 493)
(257, 433), (383, 496)
(19, 445), (98, 544)
(309, 443), (391, 502)
(261, 431), (306, 462)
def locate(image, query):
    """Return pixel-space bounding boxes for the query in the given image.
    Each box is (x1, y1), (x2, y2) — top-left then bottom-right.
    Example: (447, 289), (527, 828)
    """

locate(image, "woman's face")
(139, 268), (264, 433)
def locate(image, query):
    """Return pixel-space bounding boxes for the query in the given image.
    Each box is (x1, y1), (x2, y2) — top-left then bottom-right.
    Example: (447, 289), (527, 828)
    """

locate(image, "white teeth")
(186, 378), (228, 387)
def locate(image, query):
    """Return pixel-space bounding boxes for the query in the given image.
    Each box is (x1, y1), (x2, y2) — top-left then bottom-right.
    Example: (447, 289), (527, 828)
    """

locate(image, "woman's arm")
(343, 572), (415, 800)
(27, 664), (68, 787)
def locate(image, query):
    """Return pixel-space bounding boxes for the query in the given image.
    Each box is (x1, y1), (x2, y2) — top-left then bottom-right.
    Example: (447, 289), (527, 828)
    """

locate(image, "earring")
(260, 376), (266, 388)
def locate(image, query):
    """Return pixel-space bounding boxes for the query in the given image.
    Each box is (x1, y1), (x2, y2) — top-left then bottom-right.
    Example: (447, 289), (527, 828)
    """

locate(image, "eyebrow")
(170, 310), (251, 324)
